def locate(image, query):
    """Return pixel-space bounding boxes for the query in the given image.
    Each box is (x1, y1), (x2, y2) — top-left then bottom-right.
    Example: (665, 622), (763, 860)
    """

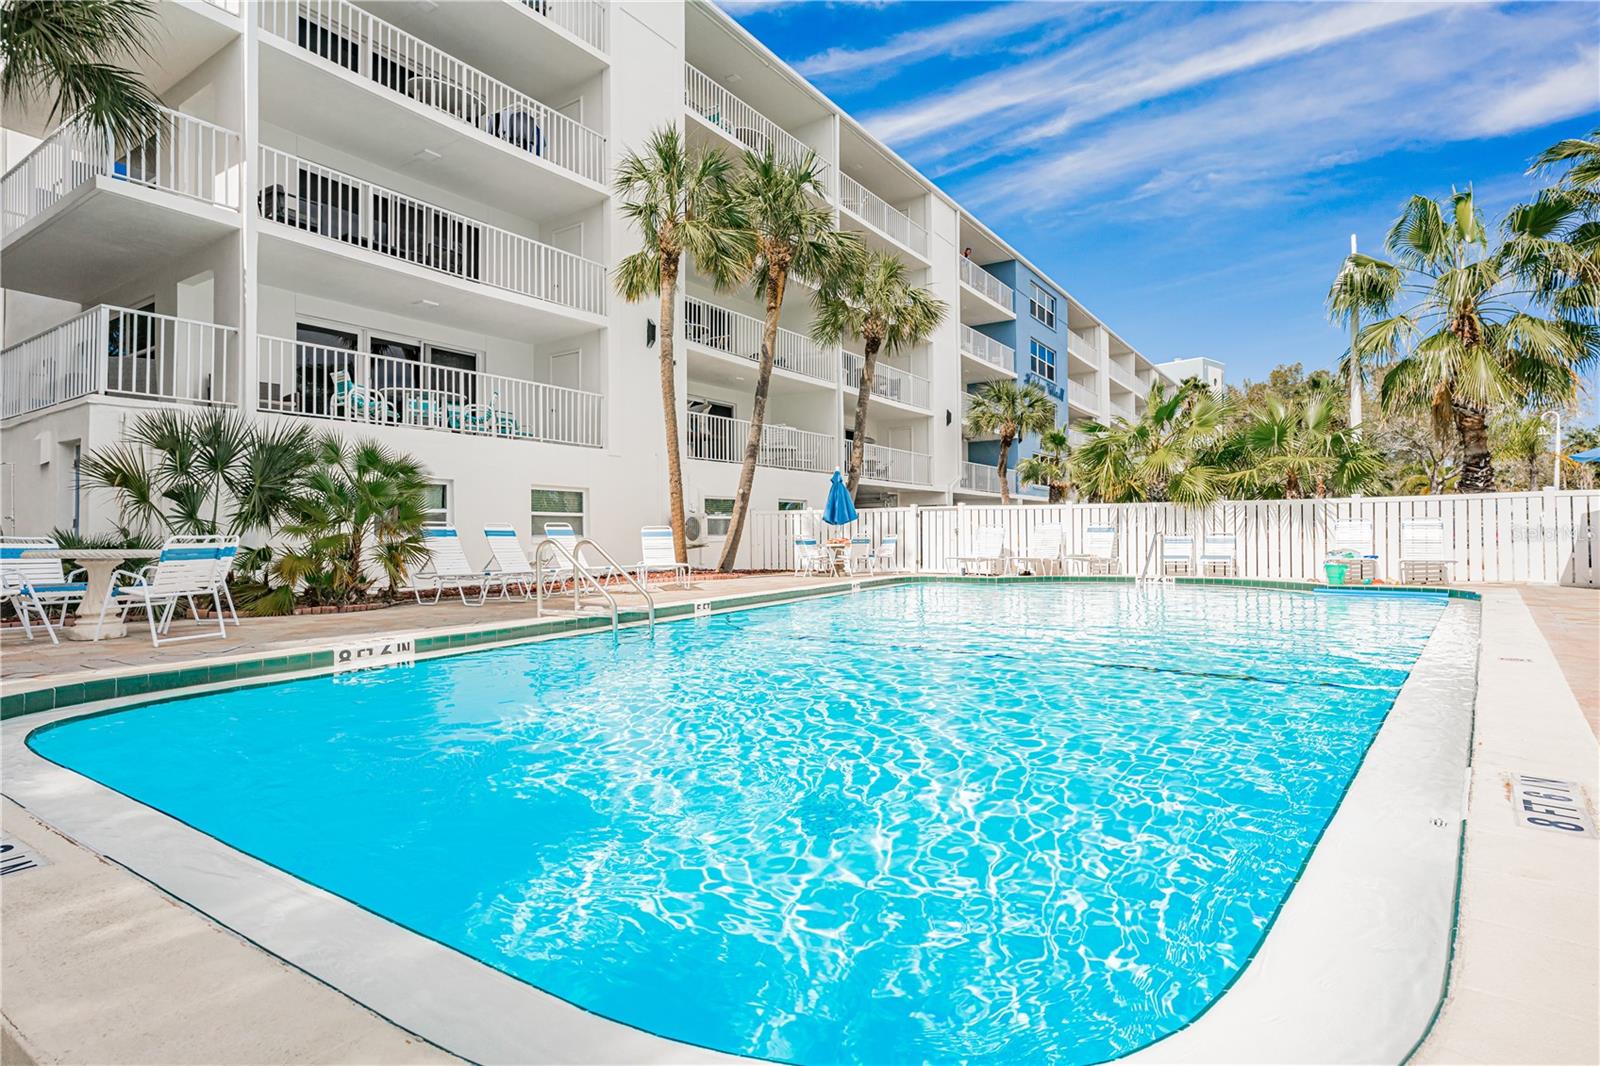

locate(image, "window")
(532, 487), (585, 536)
(705, 496), (735, 536)
(1030, 339), (1057, 382)
(777, 500), (807, 512)
(420, 483), (451, 529)
(1029, 283), (1057, 329)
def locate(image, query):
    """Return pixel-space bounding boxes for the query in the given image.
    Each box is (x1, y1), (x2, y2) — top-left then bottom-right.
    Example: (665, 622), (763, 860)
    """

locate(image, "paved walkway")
(1514, 584), (1600, 739)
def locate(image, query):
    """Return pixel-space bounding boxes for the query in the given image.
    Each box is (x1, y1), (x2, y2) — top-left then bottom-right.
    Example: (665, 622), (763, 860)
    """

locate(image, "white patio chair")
(956, 527), (1008, 576)
(94, 537), (235, 646)
(1014, 524), (1064, 575)
(873, 534), (900, 573)
(407, 526), (488, 605)
(793, 537), (831, 576)
(844, 536), (873, 575)
(543, 522), (613, 579)
(1328, 517), (1377, 583)
(1161, 534), (1195, 576)
(1073, 525), (1120, 574)
(483, 525), (538, 599)
(161, 534), (241, 630)
(1399, 518), (1452, 585)
(1200, 534), (1237, 576)
(635, 526), (691, 588)
(0, 537), (87, 644)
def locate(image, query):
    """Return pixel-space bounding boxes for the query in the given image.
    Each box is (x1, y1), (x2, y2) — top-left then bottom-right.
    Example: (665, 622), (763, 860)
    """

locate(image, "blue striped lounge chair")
(0, 537), (88, 644)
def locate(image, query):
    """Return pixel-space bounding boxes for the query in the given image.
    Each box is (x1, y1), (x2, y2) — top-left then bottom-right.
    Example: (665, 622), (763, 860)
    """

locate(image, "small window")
(1029, 283), (1056, 329)
(1030, 339), (1057, 382)
(777, 500), (806, 512)
(705, 496), (735, 536)
(532, 487), (586, 536)
(420, 483), (451, 528)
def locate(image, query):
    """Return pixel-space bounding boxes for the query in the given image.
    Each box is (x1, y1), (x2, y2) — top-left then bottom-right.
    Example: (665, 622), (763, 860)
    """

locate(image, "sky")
(717, 0), (1600, 392)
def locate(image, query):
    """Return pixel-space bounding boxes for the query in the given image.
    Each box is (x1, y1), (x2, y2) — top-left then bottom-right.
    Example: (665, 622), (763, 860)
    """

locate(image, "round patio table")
(20, 546), (151, 640)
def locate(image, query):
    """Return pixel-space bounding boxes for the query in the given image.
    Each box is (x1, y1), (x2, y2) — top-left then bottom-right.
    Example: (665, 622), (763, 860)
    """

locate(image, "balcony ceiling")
(684, 344), (832, 399)
(958, 284), (1014, 327)
(838, 125), (926, 204)
(685, 4), (832, 131)
(960, 349), (1016, 385)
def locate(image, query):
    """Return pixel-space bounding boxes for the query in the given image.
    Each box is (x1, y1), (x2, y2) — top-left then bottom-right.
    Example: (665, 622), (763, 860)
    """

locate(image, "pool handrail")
(533, 537), (655, 639)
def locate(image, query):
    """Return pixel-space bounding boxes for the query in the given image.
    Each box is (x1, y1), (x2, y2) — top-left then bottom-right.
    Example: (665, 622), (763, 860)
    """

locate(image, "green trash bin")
(1324, 561), (1349, 585)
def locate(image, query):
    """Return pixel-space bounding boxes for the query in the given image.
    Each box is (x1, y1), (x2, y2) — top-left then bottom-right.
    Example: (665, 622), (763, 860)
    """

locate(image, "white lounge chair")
(94, 537), (236, 645)
(1014, 524), (1064, 575)
(1328, 518), (1377, 583)
(483, 525), (537, 599)
(408, 526), (488, 605)
(793, 537), (831, 576)
(0, 537), (87, 644)
(1161, 535), (1195, 576)
(957, 527), (1008, 576)
(635, 526), (691, 588)
(1399, 518), (1451, 585)
(873, 533), (900, 572)
(844, 536), (873, 575)
(1071, 525), (1119, 574)
(1200, 534), (1238, 576)
(543, 522), (613, 579)
(163, 534), (240, 629)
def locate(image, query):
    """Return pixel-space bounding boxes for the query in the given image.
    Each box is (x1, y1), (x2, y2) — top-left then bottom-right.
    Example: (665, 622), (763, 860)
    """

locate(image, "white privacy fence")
(682, 296), (835, 383)
(687, 411), (835, 473)
(843, 352), (930, 409)
(839, 174), (928, 256)
(745, 492), (1600, 587)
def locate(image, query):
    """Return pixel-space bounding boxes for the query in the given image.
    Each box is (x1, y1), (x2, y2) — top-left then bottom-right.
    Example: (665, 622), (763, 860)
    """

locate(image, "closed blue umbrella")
(823, 469), (857, 527)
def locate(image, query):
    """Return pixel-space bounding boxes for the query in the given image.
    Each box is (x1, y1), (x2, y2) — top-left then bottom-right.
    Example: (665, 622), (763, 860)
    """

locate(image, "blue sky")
(719, 0), (1600, 392)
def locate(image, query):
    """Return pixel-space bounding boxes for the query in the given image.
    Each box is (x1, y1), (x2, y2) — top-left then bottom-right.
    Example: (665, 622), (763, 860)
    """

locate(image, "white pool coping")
(1, 588), (1480, 1065)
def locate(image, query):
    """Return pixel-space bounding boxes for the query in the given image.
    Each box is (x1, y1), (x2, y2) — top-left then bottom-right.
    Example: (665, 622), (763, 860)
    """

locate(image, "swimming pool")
(31, 583), (1447, 1065)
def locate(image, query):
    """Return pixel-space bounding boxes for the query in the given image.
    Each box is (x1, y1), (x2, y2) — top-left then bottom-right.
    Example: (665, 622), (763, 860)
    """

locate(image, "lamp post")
(1540, 409), (1562, 490)
(1348, 233), (1362, 433)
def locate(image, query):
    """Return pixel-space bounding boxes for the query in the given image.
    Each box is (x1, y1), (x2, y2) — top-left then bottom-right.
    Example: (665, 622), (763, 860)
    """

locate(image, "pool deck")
(2, 577), (1597, 1065)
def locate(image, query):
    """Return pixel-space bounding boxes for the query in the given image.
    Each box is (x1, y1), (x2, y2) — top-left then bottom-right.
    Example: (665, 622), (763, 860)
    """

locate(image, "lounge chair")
(543, 522), (612, 578)
(1070, 525), (1119, 574)
(1328, 518), (1377, 583)
(408, 526), (488, 604)
(1161, 534), (1195, 576)
(1014, 524), (1064, 575)
(635, 526), (691, 588)
(1399, 518), (1451, 585)
(793, 537), (832, 576)
(956, 527), (1008, 576)
(844, 536), (873, 575)
(94, 537), (236, 645)
(483, 525), (538, 599)
(166, 534), (240, 629)
(1200, 534), (1238, 576)
(874, 534), (900, 572)
(0, 537), (87, 644)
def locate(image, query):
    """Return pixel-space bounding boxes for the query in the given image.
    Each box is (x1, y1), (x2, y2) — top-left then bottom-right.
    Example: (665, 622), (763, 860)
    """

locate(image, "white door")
(548, 350), (582, 439)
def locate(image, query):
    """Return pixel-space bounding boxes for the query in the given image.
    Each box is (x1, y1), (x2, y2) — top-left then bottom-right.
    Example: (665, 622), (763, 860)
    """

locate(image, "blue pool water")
(33, 584), (1446, 1065)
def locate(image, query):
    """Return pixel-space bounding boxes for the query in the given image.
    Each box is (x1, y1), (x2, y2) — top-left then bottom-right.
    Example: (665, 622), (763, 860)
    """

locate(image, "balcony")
(2, 307), (236, 421)
(960, 324), (1015, 382)
(684, 65), (830, 193)
(687, 411), (834, 473)
(257, 335), (603, 448)
(1068, 383), (1104, 420)
(519, 0), (607, 53)
(958, 257), (1014, 324)
(1108, 359), (1138, 392)
(682, 296), (835, 385)
(959, 460), (1020, 497)
(1, 107), (241, 301)
(843, 352), (930, 411)
(838, 174), (927, 259)
(859, 443), (931, 486)
(258, 0), (607, 212)
(257, 147), (606, 336)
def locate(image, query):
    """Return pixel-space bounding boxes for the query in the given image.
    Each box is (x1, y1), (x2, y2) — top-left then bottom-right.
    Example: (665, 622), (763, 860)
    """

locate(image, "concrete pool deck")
(2, 578), (1596, 1064)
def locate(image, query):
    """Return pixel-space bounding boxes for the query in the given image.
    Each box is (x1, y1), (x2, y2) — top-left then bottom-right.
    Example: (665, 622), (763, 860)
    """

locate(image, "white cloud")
(1470, 47), (1600, 137)
(794, 2), (1084, 81)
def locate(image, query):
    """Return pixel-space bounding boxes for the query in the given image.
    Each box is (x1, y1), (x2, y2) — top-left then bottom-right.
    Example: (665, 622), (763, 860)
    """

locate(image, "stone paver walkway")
(1514, 585), (1600, 739)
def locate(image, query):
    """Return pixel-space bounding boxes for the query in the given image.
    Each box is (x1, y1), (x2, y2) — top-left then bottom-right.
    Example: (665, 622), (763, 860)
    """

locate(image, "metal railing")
(684, 65), (829, 192)
(257, 335), (604, 447)
(519, 0), (607, 53)
(687, 411), (835, 473)
(958, 257), (1014, 311)
(681, 296), (834, 383)
(260, 0), (607, 184)
(2, 107), (240, 238)
(860, 442), (931, 485)
(201, 0), (243, 13)
(2, 306), (236, 419)
(257, 147), (606, 316)
(842, 351), (930, 410)
(838, 173), (927, 256)
(959, 324), (1014, 373)
(534, 537), (655, 641)
(960, 460), (1020, 496)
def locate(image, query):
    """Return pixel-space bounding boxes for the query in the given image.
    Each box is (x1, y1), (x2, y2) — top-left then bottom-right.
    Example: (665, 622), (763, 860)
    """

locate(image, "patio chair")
(1200, 534), (1238, 576)
(1014, 524), (1064, 575)
(543, 522), (613, 579)
(1328, 517), (1377, 583)
(0, 537), (87, 644)
(634, 526), (692, 588)
(873, 534), (900, 573)
(1073, 525), (1120, 574)
(793, 537), (831, 577)
(165, 534), (240, 628)
(407, 527), (489, 605)
(1399, 518), (1452, 585)
(94, 537), (236, 646)
(329, 369), (392, 423)
(483, 525), (538, 599)
(956, 527), (1008, 576)
(1161, 535), (1195, 576)
(844, 536), (873, 575)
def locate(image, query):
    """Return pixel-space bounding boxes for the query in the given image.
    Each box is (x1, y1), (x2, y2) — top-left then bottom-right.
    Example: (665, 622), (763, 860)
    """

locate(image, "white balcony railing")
(257, 336), (603, 447)
(1108, 359), (1137, 391)
(520, 0), (607, 53)
(1067, 327), (1096, 360)
(959, 324), (1014, 373)
(960, 460), (1020, 496)
(687, 411), (834, 473)
(860, 442), (931, 485)
(258, 147), (606, 316)
(2, 107), (240, 239)
(1069, 383), (1104, 419)
(838, 174), (927, 257)
(2, 306), (236, 419)
(682, 296), (834, 384)
(842, 352), (930, 410)
(684, 65), (829, 192)
(201, 0), (243, 13)
(959, 257), (1014, 311)
(260, 0), (606, 185)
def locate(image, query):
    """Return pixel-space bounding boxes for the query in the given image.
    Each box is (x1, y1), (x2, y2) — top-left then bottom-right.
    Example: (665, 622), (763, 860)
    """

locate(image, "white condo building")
(0, 0), (1167, 568)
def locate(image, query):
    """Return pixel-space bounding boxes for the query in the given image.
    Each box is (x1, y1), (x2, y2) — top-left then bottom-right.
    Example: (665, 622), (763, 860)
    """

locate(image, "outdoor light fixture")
(646, 319), (657, 347)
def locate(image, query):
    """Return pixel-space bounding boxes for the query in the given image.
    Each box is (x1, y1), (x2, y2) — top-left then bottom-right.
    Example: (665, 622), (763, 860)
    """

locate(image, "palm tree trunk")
(845, 336), (881, 496)
(1454, 403), (1495, 493)
(657, 264), (689, 564)
(1528, 455), (1540, 492)
(716, 271), (788, 571)
(997, 434), (1013, 506)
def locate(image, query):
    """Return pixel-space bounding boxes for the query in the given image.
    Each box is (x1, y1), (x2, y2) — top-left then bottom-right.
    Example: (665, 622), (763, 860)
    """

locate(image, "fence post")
(906, 504), (920, 572)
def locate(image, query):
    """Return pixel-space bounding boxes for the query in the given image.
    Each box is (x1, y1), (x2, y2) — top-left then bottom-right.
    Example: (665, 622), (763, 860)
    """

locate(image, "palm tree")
(1506, 129), (1600, 326)
(1328, 189), (1596, 494)
(614, 125), (751, 564)
(1228, 390), (1383, 499)
(963, 380), (1057, 504)
(0, 0), (164, 146)
(1017, 427), (1073, 503)
(1491, 411), (1550, 491)
(714, 148), (863, 571)
(1071, 380), (1231, 505)
(812, 251), (946, 495)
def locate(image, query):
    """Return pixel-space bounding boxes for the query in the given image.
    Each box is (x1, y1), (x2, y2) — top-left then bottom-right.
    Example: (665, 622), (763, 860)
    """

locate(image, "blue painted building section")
(965, 260), (1070, 494)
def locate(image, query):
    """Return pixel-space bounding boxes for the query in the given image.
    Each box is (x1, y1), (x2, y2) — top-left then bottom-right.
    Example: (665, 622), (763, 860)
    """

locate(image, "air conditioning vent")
(683, 511), (708, 547)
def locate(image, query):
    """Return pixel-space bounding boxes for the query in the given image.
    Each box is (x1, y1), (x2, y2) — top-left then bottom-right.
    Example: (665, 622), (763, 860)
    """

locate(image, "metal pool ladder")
(533, 538), (656, 640)
(1137, 533), (1174, 585)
